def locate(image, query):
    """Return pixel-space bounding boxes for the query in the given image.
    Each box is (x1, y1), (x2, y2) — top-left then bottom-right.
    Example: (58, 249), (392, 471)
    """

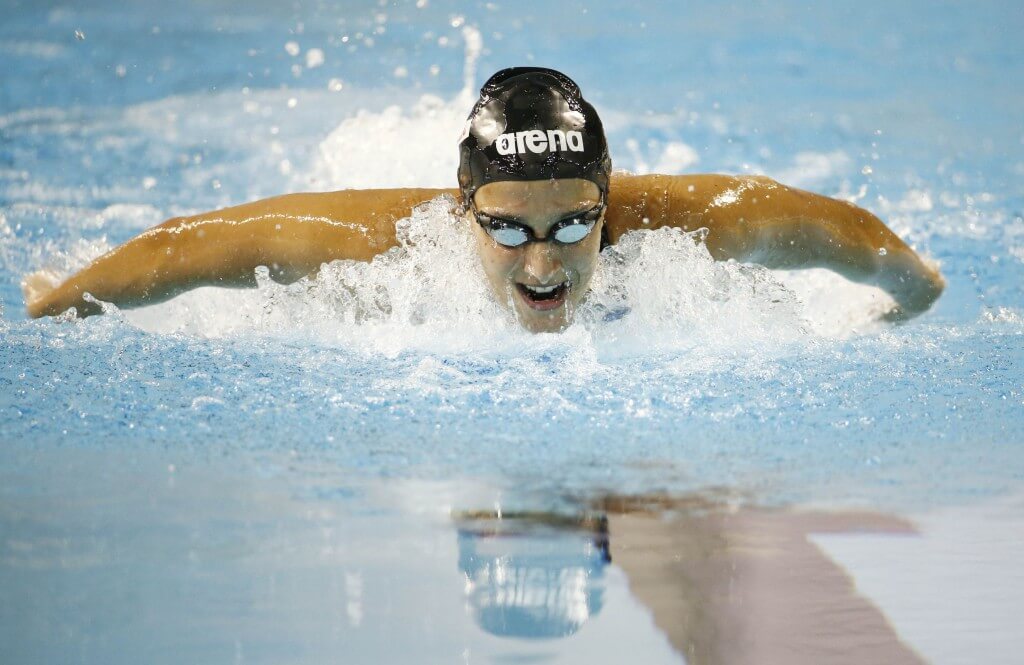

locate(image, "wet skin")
(469, 179), (603, 333)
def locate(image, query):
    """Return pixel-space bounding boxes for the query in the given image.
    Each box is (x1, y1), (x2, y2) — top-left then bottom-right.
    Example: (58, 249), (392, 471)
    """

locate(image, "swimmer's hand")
(875, 254), (945, 322)
(21, 269), (76, 318)
(22, 268), (107, 318)
(22, 269), (58, 308)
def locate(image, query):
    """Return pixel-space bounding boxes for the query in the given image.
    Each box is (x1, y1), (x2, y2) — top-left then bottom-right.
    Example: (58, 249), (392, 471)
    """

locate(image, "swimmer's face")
(468, 179), (604, 333)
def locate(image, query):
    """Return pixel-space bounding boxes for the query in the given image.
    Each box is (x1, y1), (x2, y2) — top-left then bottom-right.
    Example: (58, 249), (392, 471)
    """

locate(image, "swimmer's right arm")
(607, 174), (945, 320)
(23, 188), (455, 318)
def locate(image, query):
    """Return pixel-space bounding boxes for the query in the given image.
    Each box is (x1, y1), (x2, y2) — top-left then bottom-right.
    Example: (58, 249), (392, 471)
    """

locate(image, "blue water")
(2, 1), (1023, 662)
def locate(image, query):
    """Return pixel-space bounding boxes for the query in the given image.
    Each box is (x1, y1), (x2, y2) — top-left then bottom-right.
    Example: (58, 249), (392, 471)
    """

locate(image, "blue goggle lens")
(552, 221), (594, 244)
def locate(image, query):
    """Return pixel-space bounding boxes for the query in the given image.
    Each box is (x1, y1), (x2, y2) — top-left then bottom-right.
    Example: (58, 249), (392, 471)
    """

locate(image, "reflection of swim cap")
(455, 512), (608, 640)
(457, 67), (611, 205)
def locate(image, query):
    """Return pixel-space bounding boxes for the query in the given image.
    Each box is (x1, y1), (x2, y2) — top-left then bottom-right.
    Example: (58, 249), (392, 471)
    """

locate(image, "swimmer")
(23, 67), (944, 332)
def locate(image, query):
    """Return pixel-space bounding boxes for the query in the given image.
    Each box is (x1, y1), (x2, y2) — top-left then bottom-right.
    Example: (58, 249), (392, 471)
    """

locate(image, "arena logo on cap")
(494, 129), (584, 156)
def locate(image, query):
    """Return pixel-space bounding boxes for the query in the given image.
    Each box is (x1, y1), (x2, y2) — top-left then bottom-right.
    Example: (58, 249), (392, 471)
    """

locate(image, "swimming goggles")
(470, 193), (605, 248)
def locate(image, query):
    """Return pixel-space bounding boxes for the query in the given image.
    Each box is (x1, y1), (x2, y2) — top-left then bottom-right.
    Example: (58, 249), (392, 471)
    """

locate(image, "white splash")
(773, 150), (852, 188)
(581, 226), (810, 353)
(303, 25), (482, 191)
(121, 199), (818, 360)
(304, 95), (467, 190)
(623, 138), (700, 175)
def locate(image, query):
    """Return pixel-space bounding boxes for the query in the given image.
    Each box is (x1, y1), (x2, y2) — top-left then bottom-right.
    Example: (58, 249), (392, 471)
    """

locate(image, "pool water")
(1, 1), (1022, 663)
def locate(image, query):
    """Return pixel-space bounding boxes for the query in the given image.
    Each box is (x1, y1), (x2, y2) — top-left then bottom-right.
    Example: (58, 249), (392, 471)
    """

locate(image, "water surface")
(1, 1), (1022, 662)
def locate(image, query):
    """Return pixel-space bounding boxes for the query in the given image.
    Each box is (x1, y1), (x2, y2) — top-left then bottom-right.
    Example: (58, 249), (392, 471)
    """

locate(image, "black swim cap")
(457, 67), (611, 205)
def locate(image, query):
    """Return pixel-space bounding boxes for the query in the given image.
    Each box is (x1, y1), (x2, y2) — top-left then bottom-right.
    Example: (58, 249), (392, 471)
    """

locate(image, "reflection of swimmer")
(597, 494), (925, 665)
(24, 67), (944, 331)
(451, 498), (925, 663)
(454, 510), (609, 639)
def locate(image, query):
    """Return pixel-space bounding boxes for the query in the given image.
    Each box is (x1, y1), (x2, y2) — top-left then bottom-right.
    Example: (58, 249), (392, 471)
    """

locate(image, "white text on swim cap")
(494, 130), (584, 156)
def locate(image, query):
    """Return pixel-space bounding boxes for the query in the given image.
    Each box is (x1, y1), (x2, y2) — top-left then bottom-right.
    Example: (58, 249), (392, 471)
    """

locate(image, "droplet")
(878, 247), (888, 256)
(284, 41), (300, 57)
(305, 48), (325, 69)
(861, 165), (873, 175)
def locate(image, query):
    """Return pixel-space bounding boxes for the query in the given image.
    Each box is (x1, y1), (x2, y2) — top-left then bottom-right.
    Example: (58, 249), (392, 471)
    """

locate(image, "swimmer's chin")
(518, 314), (571, 334)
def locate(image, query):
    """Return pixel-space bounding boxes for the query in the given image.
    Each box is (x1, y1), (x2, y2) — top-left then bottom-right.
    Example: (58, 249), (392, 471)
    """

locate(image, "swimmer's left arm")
(607, 174), (944, 319)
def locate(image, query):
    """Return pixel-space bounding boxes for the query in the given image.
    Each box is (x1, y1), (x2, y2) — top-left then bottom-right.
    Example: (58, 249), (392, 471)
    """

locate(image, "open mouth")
(516, 281), (569, 311)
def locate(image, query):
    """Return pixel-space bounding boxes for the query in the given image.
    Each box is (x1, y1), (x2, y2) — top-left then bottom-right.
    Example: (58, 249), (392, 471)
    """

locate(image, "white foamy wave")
(244, 196), (517, 354)
(125, 196), (519, 354)
(304, 94), (468, 190)
(772, 150), (852, 188)
(772, 269), (894, 338)
(123, 199), (827, 359)
(581, 227), (810, 353)
(301, 25), (481, 191)
(622, 139), (700, 175)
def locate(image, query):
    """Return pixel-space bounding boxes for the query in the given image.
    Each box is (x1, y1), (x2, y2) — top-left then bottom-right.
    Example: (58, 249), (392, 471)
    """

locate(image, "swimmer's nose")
(521, 241), (563, 283)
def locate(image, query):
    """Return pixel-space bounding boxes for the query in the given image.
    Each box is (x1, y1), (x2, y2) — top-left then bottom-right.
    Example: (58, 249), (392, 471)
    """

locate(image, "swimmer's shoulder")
(212, 187), (459, 264)
(606, 173), (748, 241)
(282, 187), (458, 221)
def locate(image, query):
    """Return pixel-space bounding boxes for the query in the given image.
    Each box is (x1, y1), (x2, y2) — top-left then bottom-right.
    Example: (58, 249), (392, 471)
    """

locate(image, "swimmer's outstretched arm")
(23, 188), (454, 318)
(606, 174), (944, 319)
